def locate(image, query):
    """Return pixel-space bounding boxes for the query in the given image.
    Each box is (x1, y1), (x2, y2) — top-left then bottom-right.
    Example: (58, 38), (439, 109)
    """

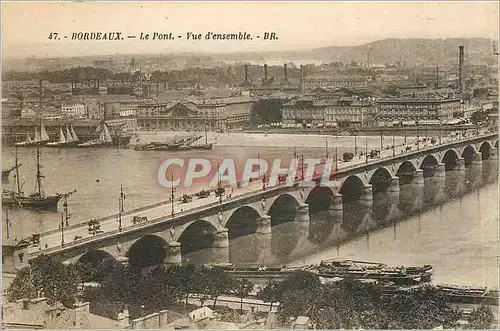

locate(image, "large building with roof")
(374, 97), (462, 124)
(301, 76), (372, 91)
(282, 98), (373, 129)
(136, 96), (258, 131)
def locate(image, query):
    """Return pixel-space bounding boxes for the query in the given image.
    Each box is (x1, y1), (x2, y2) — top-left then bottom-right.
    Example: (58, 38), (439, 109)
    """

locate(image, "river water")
(2, 132), (498, 287)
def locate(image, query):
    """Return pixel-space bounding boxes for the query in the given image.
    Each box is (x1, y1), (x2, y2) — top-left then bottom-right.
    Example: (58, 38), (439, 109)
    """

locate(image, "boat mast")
(15, 147), (21, 196)
(36, 148), (44, 198)
(205, 111), (208, 145)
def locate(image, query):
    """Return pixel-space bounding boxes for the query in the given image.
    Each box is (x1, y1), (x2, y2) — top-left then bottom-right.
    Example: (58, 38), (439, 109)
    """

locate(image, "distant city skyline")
(1, 1), (498, 59)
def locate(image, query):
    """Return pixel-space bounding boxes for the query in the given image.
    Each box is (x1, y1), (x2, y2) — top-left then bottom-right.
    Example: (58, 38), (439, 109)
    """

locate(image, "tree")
(203, 267), (234, 308)
(256, 280), (281, 311)
(232, 278), (254, 312)
(7, 266), (37, 301)
(7, 255), (82, 308)
(468, 305), (495, 329)
(277, 271), (321, 301)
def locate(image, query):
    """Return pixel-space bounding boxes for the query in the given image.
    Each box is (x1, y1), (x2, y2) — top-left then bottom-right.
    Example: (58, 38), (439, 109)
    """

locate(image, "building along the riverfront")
(136, 96), (257, 131)
(281, 97), (373, 129)
(301, 76), (372, 91)
(375, 97), (462, 125)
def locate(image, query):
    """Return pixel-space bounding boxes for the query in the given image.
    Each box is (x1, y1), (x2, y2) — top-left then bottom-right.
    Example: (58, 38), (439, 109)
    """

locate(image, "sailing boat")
(2, 148), (75, 210)
(15, 120), (50, 147)
(77, 121), (113, 148)
(70, 124), (80, 143)
(192, 112), (214, 150)
(14, 133), (34, 147)
(2, 163), (22, 181)
(46, 127), (67, 147)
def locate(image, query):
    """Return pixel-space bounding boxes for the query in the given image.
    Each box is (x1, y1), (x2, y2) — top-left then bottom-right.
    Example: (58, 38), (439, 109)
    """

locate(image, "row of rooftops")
(284, 94), (462, 106)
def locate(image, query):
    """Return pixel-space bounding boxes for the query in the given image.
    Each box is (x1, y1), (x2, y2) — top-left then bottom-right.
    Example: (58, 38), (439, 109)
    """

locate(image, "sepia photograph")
(1, 1), (499, 329)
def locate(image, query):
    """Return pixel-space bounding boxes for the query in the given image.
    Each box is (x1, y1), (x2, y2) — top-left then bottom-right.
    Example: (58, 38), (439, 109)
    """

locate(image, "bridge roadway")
(26, 131), (497, 259)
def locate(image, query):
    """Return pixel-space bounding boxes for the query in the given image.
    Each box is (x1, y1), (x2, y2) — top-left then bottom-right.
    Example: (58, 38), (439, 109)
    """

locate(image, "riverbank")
(132, 130), (416, 149)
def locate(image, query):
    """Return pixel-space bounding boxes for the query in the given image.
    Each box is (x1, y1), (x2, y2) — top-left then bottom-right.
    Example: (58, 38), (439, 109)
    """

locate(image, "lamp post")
(392, 135), (395, 157)
(335, 146), (338, 172)
(120, 185), (125, 213)
(60, 212), (65, 247)
(325, 139), (329, 159)
(354, 135), (358, 155)
(171, 173), (175, 217)
(416, 121), (420, 151)
(5, 209), (10, 239)
(301, 155), (305, 181)
(365, 140), (368, 164)
(218, 162), (223, 205)
(63, 195), (70, 226)
(380, 131), (383, 149)
(118, 197), (123, 232)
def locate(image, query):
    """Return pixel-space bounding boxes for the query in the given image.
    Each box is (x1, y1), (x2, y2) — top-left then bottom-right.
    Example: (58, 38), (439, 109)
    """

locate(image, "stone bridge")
(8, 134), (498, 271)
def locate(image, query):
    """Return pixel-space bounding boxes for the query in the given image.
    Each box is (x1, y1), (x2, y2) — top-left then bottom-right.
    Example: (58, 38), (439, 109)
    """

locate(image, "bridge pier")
(212, 228), (229, 264)
(295, 203), (310, 224)
(413, 169), (424, 186)
(434, 176), (446, 205)
(386, 192), (401, 222)
(163, 241), (182, 266)
(387, 176), (400, 194)
(490, 148), (498, 160)
(455, 158), (466, 172)
(436, 163), (446, 178)
(473, 151), (483, 166)
(255, 215), (272, 264)
(412, 169), (424, 212)
(116, 256), (129, 266)
(328, 193), (343, 223)
(468, 151), (483, 188)
(359, 185), (373, 209)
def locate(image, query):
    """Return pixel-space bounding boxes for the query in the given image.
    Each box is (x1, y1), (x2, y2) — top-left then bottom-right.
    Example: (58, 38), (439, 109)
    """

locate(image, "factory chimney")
(281, 63), (291, 86)
(458, 45), (464, 93)
(300, 65), (304, 92)
(435, 66), (439, 89)
(39, 79), (43, 110)
(263, 64), (268, 86)
(241, 64), (250, 87)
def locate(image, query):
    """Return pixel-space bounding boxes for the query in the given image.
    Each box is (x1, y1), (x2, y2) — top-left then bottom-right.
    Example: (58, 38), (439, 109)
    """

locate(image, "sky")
(1, 1), (498, 58)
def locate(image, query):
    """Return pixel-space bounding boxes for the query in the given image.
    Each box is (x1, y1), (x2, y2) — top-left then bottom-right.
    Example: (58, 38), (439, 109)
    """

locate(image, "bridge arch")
(396, 161), (417, 185)
(177, 220), (218, 258)
(305, 186), (335, 212)
(339, 175), (365, 202)
(268, 193), (300, 226)
(225, 206), (261, 263)
(442, 149), (460, 171)
(78, 249), (116, 267)
(479, 141), (493, 160)
(461, 145), (476, 166)
(126, 235), (167, 268)
(306, 186), (337, 245)
(268, 193), (300, 257)
(369, 167), (393, 194)
(420, 154), (439, 178)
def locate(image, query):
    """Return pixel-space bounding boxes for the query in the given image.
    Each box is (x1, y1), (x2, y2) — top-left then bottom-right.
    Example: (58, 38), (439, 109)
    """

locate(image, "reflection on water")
(2, 143), (498, 287)
(226, 161), (498, 287)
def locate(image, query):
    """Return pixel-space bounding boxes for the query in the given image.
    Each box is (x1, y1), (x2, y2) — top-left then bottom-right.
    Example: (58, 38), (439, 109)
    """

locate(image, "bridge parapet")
(22, 133), (497, 263)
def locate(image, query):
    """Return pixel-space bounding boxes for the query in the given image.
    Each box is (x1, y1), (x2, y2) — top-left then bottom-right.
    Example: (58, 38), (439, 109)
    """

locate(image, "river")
(2, 132), (498, 287)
